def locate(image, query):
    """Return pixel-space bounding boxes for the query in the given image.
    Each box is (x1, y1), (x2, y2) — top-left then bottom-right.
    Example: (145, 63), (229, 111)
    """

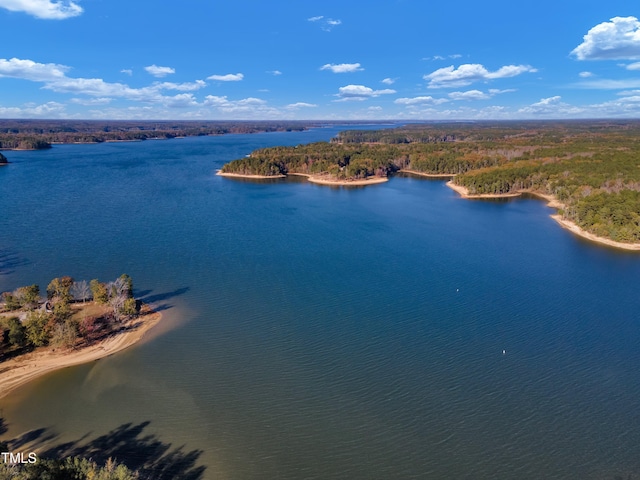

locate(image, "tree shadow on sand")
(3, 419), (206, 480)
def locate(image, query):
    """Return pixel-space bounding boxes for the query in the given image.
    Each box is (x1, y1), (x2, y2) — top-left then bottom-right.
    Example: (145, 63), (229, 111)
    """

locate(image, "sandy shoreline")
(446, 180), (523, 199)
(445, 181), (640, 251)
(0, 309), (162, 399)
(216, 170), (286, 179)
(399, 169), (455, 178)
(218, 170), (388, 186)
(288, 172), (388, 186)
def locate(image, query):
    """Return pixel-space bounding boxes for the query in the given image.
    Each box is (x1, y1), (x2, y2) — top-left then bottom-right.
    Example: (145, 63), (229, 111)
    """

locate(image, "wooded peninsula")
(0, 274), (160, 399)
(220, 121), (640, 248)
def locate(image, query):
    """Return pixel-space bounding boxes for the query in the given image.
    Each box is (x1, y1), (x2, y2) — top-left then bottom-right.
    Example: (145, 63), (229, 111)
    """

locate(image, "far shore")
(0, 306), (162, 399)
(446, 181), (640, 251)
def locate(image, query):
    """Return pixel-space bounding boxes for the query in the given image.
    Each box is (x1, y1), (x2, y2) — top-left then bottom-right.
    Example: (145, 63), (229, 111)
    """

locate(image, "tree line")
(0, 120), (319, 150)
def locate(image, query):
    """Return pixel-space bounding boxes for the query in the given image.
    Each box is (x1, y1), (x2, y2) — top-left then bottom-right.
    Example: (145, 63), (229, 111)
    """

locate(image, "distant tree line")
(0, 120), (327, 150)
(0, 274), (138, 357)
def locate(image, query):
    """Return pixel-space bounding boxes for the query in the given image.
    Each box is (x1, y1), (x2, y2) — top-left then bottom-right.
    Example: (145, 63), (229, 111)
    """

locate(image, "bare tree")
(71, 280), (90, 303)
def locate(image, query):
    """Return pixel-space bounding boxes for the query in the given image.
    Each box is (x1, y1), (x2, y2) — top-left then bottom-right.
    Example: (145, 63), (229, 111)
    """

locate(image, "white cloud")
(517, 96), (584, 117)
(618, 89), (640, 96)
(207, 73), (244, 81)
(144, 65), (175, 78)
(0, 57), (68, 81)
(0, 0), (82, 19)
(381, 77), (395, 85)
(579, 71), (594, 77)
(335, 84), (396, 101)
(532, 96), (561, 106)
(448, 88), (514, 101)
(424, 63), (537, 88)
(285, 102), (317, 109)
(203, 95), (280, 117)
(626, 62), (640, 70)
(308, 15), (341, 31)
(320, 63), (363, 73)
(120, 69), (133, 76)
(571, 16), (640, 60)
(165, 93), (199, 108)
(268, 70), (282, 76)
(394, 96), (448, 105)
(448, 89), (490, 101)
(0, 101), (66, 117)
(575, 78), (640, 89)
(153, 80), (206, 91)
(70, 97), (112, 105)
(425, 54), (462, 61)
(0, 57), (208, 108)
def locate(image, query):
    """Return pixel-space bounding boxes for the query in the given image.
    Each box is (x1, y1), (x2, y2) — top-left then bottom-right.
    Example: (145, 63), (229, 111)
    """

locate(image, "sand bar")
(446, 181), (640, 251)
(0, 308), (162, 399)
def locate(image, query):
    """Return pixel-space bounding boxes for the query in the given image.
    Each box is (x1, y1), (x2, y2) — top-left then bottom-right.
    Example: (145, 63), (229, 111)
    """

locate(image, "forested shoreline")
(220, 121), (640, 245)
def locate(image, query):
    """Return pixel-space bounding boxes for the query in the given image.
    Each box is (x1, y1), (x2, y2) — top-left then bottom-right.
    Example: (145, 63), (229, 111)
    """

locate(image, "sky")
(1, 0), (640, 120)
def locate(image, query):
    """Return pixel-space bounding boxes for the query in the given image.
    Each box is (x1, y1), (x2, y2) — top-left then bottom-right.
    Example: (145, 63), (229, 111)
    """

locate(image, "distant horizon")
(3, 117), (640, 124)
(1, 0), (640, 120)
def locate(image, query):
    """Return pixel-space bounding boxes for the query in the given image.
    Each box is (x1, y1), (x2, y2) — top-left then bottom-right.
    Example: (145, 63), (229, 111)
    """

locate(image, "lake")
(1, 127), (640, 479)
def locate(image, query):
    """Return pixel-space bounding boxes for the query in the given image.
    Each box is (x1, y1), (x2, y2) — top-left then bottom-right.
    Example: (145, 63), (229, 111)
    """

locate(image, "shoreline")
(0, 307), (162, 400)
(446, 181), (640, 251)
(218, 170), (388, 186)
(216, 170), (286, 179)
(288, 172), (388, 186)
(399, 169), (455, 178)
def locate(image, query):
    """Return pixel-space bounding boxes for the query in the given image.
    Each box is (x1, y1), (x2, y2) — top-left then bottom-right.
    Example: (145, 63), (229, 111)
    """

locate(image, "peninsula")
(219, 121), (640, 249)
(0, 274), (160, 398)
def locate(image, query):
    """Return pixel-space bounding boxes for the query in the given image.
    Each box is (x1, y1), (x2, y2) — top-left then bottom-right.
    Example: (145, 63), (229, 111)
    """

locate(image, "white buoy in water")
(502, 350), (506, 355)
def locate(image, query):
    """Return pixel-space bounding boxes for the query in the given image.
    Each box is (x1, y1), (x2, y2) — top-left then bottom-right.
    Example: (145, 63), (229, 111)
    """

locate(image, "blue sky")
(1, 0), (640, 120)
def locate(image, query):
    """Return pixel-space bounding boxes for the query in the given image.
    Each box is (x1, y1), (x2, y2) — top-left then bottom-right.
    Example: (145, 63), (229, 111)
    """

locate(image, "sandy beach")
(446, 181), (640, 251)
(0, 308), (162, 399)
(216, 170), (286, 179)
(290, 173), (388, 186)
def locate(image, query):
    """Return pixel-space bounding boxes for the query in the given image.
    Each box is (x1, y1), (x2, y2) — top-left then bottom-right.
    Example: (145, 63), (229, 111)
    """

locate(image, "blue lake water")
(1, 127), (640, 479)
